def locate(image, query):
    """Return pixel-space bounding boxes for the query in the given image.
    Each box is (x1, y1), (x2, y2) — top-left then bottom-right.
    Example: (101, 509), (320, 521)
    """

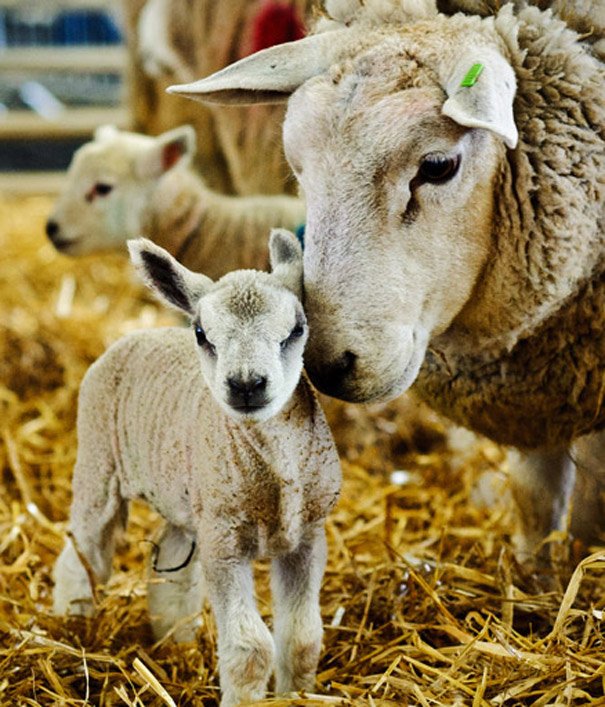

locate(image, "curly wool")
(324, 0), (437, 25)
(411, 7), (605, 448)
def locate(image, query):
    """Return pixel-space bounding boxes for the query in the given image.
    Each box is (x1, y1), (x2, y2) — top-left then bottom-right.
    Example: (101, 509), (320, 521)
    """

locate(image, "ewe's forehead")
(201, 272), (297, 326)
(285, 33), (448, 161)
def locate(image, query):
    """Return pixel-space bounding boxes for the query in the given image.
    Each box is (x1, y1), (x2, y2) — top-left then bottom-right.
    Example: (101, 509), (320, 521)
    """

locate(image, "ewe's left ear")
(269, 229), (303, 298)
(128, 237), (212, 315)
(135, 125), (197, 179)
(441, 48), (518, 149)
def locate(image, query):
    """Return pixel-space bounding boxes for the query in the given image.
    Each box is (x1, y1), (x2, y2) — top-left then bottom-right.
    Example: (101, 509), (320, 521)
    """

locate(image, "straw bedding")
(0, 195), (603, 706)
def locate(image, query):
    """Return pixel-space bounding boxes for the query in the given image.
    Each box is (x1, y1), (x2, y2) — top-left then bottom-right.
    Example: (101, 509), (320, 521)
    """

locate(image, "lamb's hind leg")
(53, 466), (126, 616)
(271, 523), (327, 695)
(147, 523), (204, 642)
(508, 445), (576, 561)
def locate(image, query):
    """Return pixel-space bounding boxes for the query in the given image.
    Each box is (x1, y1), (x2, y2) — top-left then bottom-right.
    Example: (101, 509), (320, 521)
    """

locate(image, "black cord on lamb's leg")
(149, 538), (197, 573)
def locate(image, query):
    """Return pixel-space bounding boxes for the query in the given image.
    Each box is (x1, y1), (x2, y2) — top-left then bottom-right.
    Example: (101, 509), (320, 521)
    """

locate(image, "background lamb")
(170, 0), (605, 554)
(53, 229), (341, 707)
(46, 125), (305, 280)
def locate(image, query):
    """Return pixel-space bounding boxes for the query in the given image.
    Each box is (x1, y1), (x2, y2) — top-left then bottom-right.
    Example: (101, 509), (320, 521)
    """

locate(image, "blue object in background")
(53, 11), (121, 45)
(0, 9), (122, 48)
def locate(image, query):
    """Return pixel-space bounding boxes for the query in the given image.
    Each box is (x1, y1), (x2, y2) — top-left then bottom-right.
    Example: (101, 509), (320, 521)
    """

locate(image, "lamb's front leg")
(201, 552), (274, 707)
(271, 524), (327, 695)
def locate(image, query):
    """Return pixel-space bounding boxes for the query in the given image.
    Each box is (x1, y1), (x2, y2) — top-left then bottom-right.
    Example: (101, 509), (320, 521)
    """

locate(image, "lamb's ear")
(127, 238), (212, 315)
(269, 229), (303, 298)
(167, 31), (350, 105)
(134, 125), (197, 179)
(94, 124), (119, 142)
(441, 48), (518, 149)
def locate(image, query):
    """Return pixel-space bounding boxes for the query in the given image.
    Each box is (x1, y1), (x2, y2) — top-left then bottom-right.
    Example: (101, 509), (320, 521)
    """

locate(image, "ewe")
(53, 230), (340, 707)
(170, 0), (605, 554)
(46, 125), (305, 279)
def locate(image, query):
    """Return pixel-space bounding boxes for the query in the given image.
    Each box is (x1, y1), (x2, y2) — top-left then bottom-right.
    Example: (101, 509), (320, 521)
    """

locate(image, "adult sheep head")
(46, 125), (195, 255)
(169, 13), (518, 403)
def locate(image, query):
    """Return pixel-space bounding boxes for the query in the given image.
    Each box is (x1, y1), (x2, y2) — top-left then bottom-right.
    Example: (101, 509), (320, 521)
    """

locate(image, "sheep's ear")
(269, 229), (303, 298)
(135, 125), (197, 179)
(94, 124), (119, 142)
(128, 238), (212, 315)
(441, 48), (518, 149)
(167, 31), (350, 105)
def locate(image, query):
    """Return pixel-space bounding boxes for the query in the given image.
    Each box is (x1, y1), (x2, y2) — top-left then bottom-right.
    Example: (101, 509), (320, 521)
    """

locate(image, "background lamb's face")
(283, 43), (505, 403)
(193, 274), (307, 421)
(46, 126), (193, 255)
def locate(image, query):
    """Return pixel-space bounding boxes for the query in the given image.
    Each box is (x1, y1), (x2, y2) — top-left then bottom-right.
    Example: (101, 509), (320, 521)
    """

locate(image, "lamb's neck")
(182, 190), (304, 276)
(143, 168), (304, 278)
(143, 168), (207, 262)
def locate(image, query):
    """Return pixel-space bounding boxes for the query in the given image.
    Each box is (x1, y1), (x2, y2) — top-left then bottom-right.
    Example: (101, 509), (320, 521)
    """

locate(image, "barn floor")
(0, 195), (603, 706)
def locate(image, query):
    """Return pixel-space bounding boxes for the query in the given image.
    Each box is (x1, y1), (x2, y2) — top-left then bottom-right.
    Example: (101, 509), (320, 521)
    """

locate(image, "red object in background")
(249, 1), (306, 55)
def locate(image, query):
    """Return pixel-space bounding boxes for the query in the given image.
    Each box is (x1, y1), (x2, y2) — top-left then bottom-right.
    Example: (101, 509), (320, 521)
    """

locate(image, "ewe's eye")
(280, 323), (305, 350)
(417, 153), (460, 185)
(194, 324), (216, 355)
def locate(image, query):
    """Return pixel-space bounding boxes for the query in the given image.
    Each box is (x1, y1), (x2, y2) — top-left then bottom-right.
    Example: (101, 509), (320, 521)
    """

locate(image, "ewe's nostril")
(46, 219), (59, 239)
(338, 351), (356, 376)
(306, 350), (358, 399)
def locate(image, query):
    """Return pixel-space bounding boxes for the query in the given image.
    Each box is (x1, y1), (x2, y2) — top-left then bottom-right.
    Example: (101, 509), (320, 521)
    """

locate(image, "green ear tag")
(460, 63), (484, 88)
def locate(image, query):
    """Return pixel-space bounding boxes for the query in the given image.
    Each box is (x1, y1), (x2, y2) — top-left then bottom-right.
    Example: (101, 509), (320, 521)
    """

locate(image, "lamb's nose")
(306, 350), (357, 399)
(227, 375), (268, 409)
(46, 219), (59, 240)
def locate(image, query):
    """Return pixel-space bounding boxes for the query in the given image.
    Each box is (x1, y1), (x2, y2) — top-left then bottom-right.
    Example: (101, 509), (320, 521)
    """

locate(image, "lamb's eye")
(280, 323), (305, 350)
(194, 325), (206, 346)
(85, 182), (114, 202)
(417, 154), (460, 184)
(194, 324), (216, 355)
(94, 182), (113, 196)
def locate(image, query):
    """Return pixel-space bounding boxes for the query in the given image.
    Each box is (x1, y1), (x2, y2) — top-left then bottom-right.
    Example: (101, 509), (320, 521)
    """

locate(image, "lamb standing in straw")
(53, 230), (340, 707)
(46, 125), (305, 279)
(169, 0), (605, 554)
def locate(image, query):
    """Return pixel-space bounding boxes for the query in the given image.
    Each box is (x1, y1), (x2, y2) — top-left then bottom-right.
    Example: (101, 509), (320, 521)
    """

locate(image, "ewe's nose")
(306, 350), (357, 399)
(226, 375), (268, 410)
(46, 219), (60, 241)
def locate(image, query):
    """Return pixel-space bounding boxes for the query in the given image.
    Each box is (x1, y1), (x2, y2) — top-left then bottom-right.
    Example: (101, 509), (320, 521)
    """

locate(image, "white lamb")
(46, 125), (305, 280)
(52, 229), (341, 707)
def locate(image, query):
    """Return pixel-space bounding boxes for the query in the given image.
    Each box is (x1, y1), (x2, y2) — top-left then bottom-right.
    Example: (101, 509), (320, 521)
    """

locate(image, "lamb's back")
(78, 327), (212, 525)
